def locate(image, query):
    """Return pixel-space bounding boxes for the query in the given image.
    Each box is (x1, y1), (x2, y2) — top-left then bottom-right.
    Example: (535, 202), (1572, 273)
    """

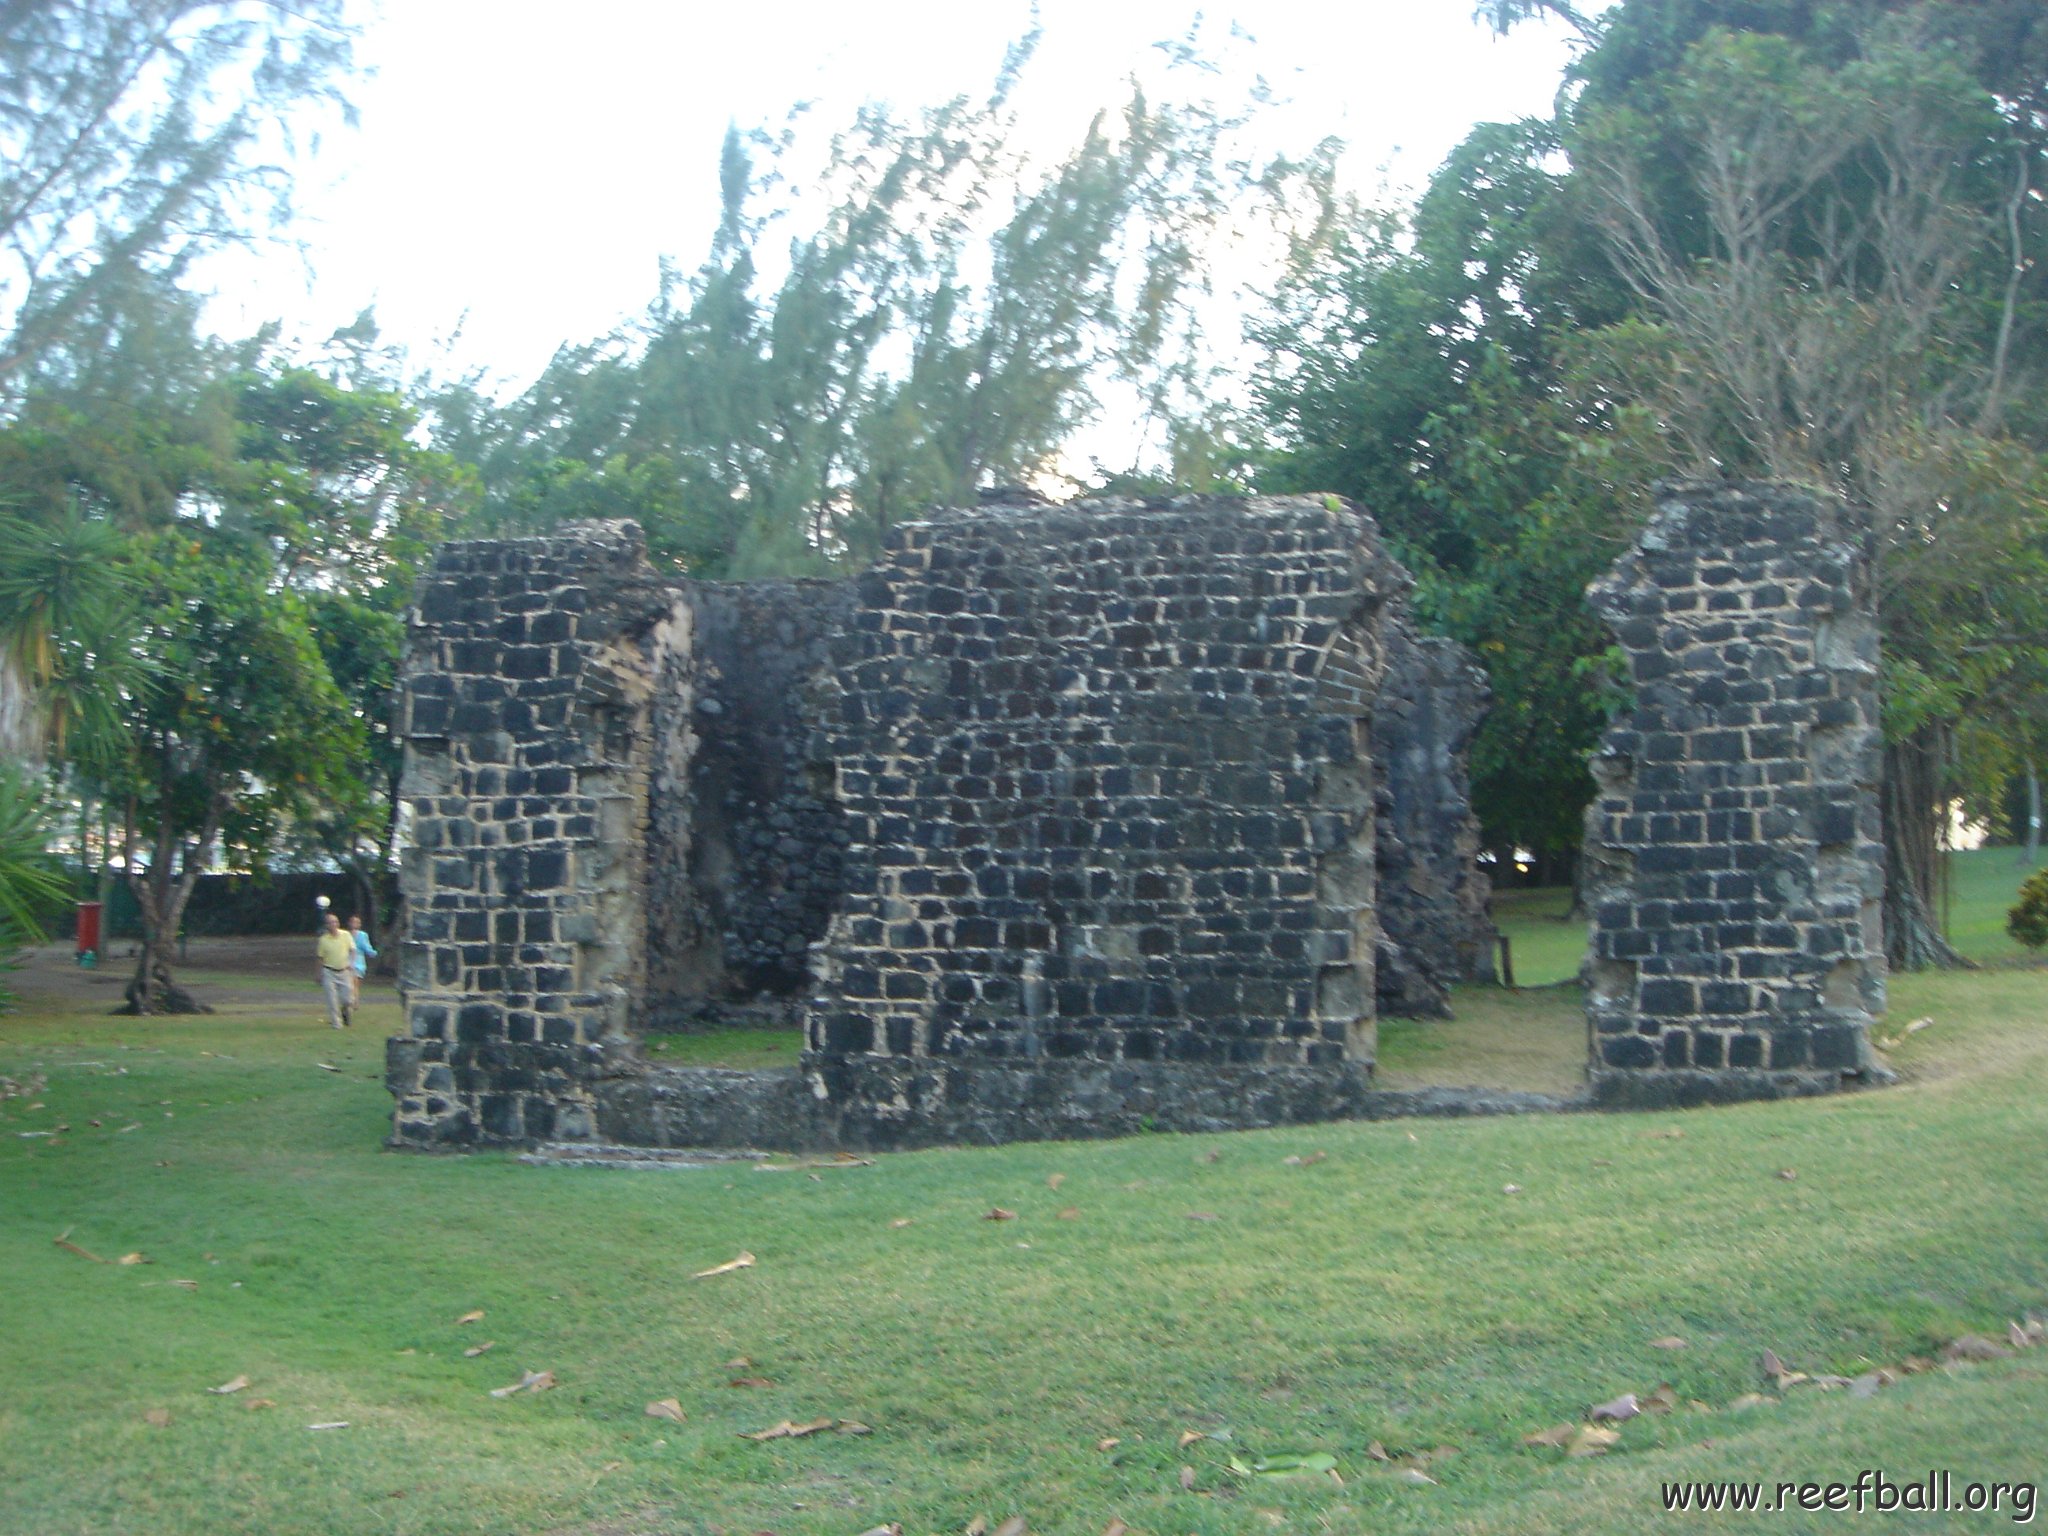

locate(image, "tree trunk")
(118, 793), (219, 1015)
(1881, 728), (1969, 970)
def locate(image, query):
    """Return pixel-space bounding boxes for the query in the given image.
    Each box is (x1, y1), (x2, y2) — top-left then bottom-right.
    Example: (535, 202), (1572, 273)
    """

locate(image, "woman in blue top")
(347, 914), (377, 1006)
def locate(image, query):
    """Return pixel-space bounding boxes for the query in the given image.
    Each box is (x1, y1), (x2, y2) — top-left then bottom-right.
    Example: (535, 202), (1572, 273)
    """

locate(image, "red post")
(75, 901), (103, 964)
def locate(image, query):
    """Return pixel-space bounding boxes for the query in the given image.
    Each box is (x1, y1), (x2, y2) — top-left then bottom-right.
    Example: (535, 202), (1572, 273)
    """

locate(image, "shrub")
(2007, 868), (2048, 950)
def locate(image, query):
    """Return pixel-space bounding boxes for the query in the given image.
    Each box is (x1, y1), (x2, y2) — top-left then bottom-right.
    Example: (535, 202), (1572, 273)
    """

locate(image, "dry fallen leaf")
(1398, 1468), (1438, 1486)
(853, 1526), (901, 1536)
(1848, 1373), (1886, 1400)
(455, 1309), (485, 1325)
(489, 1369), (556, 1398)
(965, 1516), (988, 1536)
(1904, 1016), (1933, 1035)
(1649, 1336), (1688, 1350)
(1522, 1424), (1576, 1449)
(1177, 1465), (1197, 1491)
(245, 1398), (276, 1410)
(729, 1376), (775, 1389)
(1644, 1384), (1679, 1414)
(692, 1251), (756, 1278)
(1568, 1425), (1621, 1458)
(1102, 1520), (1129, 1536)
(737, 1416), (834, 1441)
(889, 1217), (913, 1228)
(1366, 1441), (1391, 1462)
(1726, 1393), (1770, 1410)
(169, 1277), (198, 1291)
(1185, 1211), (1219, 1222)
(53, 1232), (106, 1263)
(1095, 1437), (1120, 1452)
(307, 1421), (349, 1431)
(835, 1420), (872, 1435)
(463, 1341), (494, 1358)
(1502, 1183), (1522, 1195)
(992, 1519), (1028, 1536)
(1177, 1429), (1206, 1449)
(117, 1252), (148, 1266)
(207, 1375), (251, 1395)
(315, 1062), (341, 1073)
(143, 1408), (171, 1428)
(645, 1399), (687, 1423)
(1047, 1173), (1065, 1190)
(983, 1208), (1017, 1222)
(1776, 1168), (1798, 1182)
(1589, 1393), (1639, 1422)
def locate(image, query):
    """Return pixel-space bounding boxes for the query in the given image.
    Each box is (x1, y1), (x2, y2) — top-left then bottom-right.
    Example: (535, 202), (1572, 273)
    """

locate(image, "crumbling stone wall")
(802, 497), (1399, 1085)
(387, 522), (686, 1145)
(386, 497), (1500, 1150)
(644, 580), (855, 1022)
(1373, 628), (1498, 1016)
(1582, 481), (1886, 1104)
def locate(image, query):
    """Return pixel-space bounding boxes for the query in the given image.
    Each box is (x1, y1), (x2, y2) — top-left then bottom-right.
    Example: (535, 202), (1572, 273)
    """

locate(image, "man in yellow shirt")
(316, 913), (356, 1028)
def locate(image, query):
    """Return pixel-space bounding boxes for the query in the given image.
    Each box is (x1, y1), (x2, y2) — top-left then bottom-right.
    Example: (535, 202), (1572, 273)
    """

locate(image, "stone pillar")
(386, 522), (687, 1146)
(1373, 626), (1498, 1016)
(1582, 481), (1886, 1104)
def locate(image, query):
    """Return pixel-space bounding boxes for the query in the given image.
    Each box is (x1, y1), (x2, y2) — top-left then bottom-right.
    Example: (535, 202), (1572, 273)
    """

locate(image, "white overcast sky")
(208, 1), (1586, 401)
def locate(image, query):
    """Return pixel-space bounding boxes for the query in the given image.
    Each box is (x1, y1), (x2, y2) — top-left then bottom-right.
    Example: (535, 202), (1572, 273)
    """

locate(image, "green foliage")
(2007, 868), (2048, 949)
(0, 764), (68, 1006)
(1263, 0), (2048, 884)
(110, 527), (362, 866)
(0, 503), (154, 767)
(440, 40), (1328, 576)
(1253, 126), (1642, 859)
(0, 1), (357, 398)
(0, 764), (67, 933)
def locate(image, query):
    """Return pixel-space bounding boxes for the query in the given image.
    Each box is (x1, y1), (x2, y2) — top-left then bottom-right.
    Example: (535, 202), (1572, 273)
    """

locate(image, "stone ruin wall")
(794, 498), (1397, 1142)
(1581, 481), (1886, 1104)
(386, 524), (683, 1145)
(386, 479), (1890, 1152)
(388, 498), (1501, 1149)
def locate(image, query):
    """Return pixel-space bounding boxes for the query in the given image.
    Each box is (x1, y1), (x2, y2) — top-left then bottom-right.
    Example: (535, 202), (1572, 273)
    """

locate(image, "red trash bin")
(76, 901), (103, 964)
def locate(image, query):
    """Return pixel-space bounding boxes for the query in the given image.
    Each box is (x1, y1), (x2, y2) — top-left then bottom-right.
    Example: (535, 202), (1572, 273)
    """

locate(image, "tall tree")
(0, 0), (355, 400)
(440, 37), (1328, 576)
(1562, 7), (2048, 965)
(1253, 119), (1638, 877)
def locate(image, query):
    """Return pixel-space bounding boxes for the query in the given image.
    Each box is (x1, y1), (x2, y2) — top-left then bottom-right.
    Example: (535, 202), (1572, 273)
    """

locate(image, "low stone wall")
(1581, 481), (1886, 1105)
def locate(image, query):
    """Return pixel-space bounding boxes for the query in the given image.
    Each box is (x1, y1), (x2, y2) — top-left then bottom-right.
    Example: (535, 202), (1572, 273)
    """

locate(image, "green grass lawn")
(2, 860), (2045, 1535)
